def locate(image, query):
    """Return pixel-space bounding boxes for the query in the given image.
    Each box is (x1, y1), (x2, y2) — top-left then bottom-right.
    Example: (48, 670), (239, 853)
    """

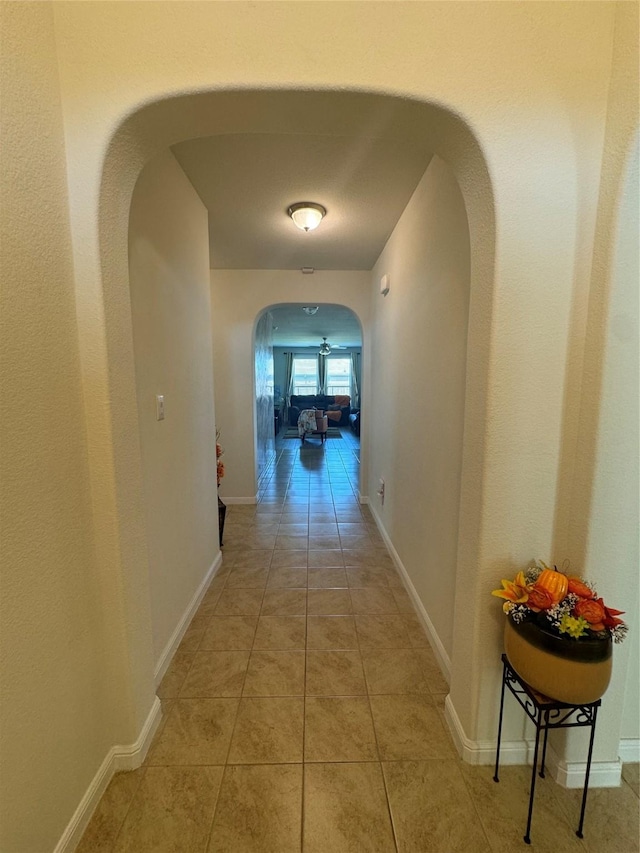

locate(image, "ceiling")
(268, 303), (362, 349)
(171, 94), (436, 346)
(172, 132), (432, 271)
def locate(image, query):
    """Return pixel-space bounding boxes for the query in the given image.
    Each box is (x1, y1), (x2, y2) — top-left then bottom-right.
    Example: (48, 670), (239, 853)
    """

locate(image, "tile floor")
(78, 431), (639, 852)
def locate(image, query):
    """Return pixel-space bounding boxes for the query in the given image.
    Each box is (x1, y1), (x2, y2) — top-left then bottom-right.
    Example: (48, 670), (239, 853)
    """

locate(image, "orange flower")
(598, 598), (625, 629)
(491, 572), (529, 610)
(567, 576), (594, 599)
(574, 598), (606, 631)
(527, 584), (556, 612)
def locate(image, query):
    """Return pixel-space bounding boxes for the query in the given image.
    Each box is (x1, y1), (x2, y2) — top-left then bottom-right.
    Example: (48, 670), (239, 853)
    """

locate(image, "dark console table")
(494, 654), (600, 845)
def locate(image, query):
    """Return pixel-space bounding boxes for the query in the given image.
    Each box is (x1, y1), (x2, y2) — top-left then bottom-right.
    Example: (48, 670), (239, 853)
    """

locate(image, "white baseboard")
(54, 696), (162, 853)
(619, 738), (640, 763)
(223, 496), (258, 505)
(444, 694), (533, 766)
(545, 744), (622, 788)
(113, 696), (163, 772)
(154, 552), (222, 686)
(367, 503), (451, 684)
(358, 493), (369, 504)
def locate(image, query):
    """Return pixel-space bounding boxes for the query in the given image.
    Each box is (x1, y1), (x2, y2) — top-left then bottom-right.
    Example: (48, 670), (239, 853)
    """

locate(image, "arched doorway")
(251, 302), (364, 497)
(97, 90), (495, 747)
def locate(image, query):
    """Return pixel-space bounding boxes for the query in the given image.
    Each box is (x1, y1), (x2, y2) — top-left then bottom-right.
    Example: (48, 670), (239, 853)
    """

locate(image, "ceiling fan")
(318, 337), (346, 356)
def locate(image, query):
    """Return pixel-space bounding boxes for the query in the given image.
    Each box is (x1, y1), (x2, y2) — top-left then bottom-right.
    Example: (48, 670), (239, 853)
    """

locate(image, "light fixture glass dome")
(288, 202), (326, 232)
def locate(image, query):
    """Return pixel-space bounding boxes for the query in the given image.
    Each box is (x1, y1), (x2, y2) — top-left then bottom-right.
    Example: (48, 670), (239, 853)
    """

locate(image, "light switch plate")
(156, 395), (165, 420)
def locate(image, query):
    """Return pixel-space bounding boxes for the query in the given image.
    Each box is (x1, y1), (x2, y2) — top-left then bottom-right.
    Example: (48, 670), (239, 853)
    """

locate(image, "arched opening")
(97, 89), (495, 746)
(251, 302), (364, 496)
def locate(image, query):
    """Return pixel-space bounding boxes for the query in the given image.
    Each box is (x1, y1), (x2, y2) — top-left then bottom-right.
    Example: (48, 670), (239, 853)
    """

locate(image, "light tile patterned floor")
(78, 430), (639, 852)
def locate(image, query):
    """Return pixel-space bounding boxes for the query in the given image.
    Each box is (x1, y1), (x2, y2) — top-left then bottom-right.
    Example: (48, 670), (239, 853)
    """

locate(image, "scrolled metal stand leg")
(539, 710), (550, 779)
(576, 706), (598, 839)
(493, 660), (508, 783)
(524, 710), (542, 845)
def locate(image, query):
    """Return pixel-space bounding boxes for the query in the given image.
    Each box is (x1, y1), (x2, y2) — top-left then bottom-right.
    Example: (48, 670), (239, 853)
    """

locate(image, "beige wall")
(129, 149), (219, 668)
(0, 4), (113, 851)
(211, 271), (371, 501)
(613, 135), (639, 744)
(368, 155), (469, 661)
(565, 4), (639, 757)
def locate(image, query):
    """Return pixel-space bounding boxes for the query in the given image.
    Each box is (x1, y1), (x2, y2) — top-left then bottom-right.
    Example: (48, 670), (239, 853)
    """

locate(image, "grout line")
(363, 660), (399, 852)
(455, 758), (496, 851)
(203, 752), (231, 851)
(104, 763), (148, 853)
(379, 758), (401, 853)
(301, 594), (308, 851)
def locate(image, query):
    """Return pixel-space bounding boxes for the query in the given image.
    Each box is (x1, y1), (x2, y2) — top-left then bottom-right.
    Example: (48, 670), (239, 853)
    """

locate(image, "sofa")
(288, 394), (351, 427)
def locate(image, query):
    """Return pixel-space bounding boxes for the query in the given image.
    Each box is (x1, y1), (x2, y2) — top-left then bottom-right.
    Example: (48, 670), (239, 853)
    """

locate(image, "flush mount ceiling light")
(287, 202), (326, 232)
(302, 306), (319, 316)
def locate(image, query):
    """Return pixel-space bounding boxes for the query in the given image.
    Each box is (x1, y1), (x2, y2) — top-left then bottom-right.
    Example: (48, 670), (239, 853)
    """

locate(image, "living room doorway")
(254, 302), (363, 495)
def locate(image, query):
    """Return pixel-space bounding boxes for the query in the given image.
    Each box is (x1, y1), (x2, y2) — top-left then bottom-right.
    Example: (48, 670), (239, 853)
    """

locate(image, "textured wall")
(129, 150), (218, 669)
(0, 4), (111, 851)
(577, 129), (640, 760)
(571, 3), (638, 754)
(611, 134), (639, 743)
(368, 155), (469, 661)
(254, 311), (276, 484)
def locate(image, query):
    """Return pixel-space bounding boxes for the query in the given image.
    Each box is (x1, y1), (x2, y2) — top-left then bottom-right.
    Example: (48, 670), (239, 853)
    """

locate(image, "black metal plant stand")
(494, 654), (600, 845)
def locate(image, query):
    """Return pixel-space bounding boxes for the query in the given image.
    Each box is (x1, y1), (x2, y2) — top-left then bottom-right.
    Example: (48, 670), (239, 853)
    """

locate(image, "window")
(292, 357), (318, 395)
(325, 357), (351, 395)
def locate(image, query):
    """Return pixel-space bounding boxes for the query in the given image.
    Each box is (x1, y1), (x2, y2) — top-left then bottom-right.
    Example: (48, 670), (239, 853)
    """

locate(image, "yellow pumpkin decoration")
(535, 568), (568, 604)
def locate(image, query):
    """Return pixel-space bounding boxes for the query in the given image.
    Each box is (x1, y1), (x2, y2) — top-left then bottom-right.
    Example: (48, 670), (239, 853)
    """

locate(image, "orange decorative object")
(534, 569), (568, 605)
(567, 576), (595, 599)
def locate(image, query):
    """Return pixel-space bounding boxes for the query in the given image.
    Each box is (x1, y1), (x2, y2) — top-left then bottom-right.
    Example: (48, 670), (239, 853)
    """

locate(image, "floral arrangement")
(492, 560), (627, 644)
(216, 429), (225, 487)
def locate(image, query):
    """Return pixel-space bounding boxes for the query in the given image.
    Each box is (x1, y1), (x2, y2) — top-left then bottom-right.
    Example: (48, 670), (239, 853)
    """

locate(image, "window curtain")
(318, 355), (327, 395)
(283, 352), (294, 425)
(350, 352), (360, 408)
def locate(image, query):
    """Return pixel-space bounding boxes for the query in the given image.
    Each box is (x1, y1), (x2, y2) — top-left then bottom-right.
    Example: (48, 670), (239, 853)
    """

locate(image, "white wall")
(211, 271), (371, 501)
(368, 155), (469, 661)
(129, 150), (218, 669)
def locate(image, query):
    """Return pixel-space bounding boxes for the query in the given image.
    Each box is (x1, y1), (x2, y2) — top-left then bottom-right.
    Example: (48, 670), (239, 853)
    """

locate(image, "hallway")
(77, 435), (639, 852)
